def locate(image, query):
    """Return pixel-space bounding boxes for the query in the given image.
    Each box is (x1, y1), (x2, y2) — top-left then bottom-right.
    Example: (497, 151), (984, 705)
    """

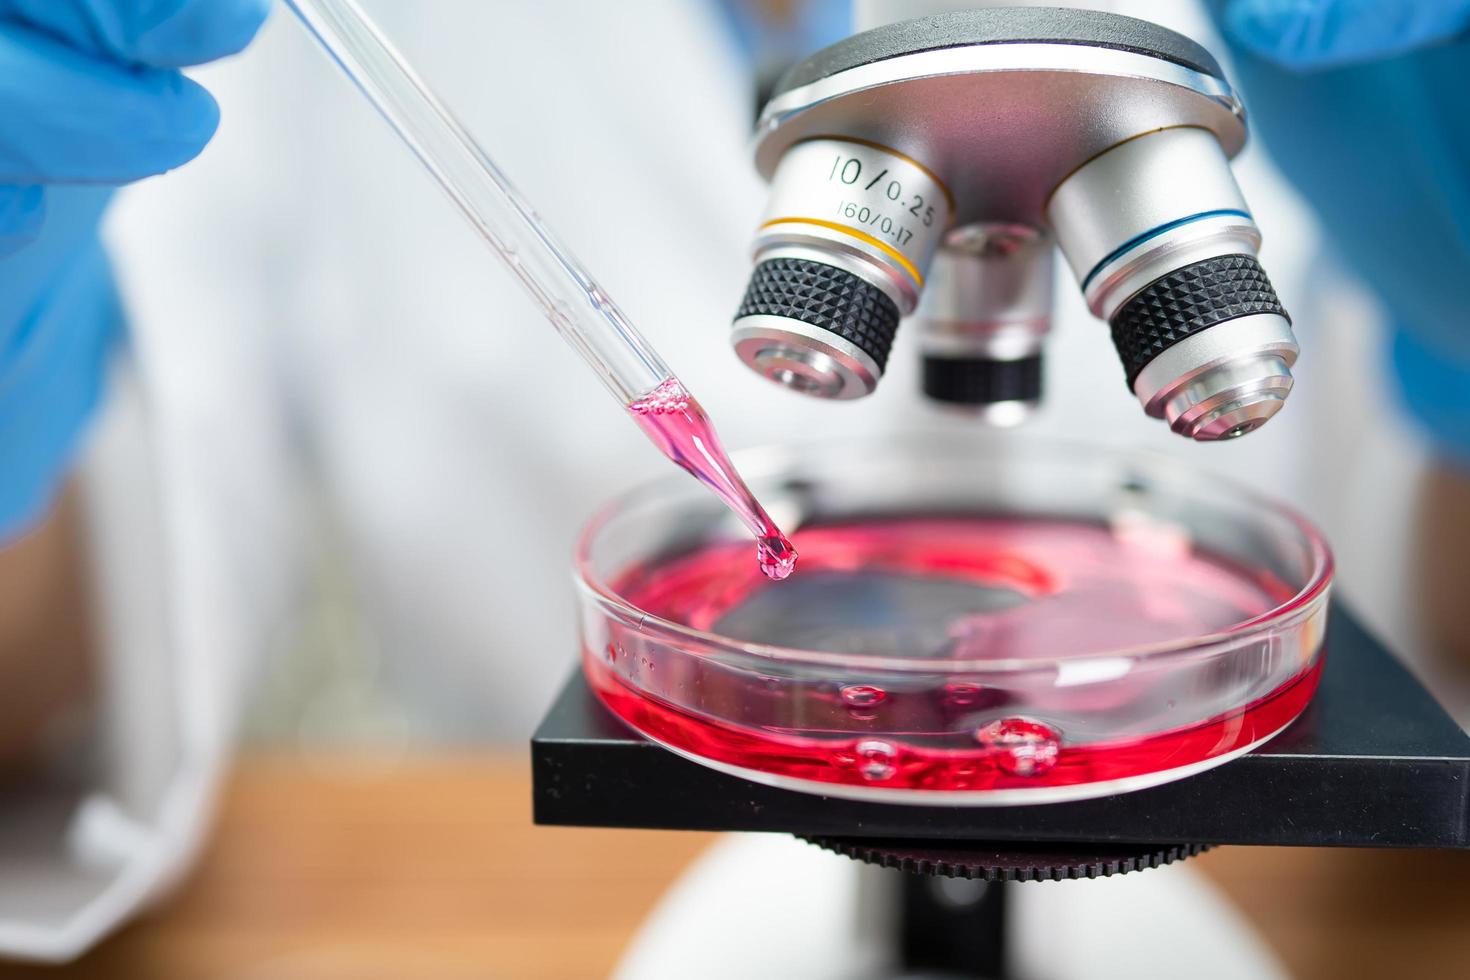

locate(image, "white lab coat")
(0, 0), (1437, 961)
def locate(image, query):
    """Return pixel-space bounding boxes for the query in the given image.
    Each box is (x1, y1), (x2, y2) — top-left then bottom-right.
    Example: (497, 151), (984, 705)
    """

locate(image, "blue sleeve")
(1218, 8), (1470, 463)
(1223, 0), (1470, 70)
(713, 0), (850, 67)
(1391, 326), (1470, 468)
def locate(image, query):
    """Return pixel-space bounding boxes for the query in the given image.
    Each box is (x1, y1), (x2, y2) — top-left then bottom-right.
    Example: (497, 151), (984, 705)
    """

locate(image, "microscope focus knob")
(803, 835), (1213, 881)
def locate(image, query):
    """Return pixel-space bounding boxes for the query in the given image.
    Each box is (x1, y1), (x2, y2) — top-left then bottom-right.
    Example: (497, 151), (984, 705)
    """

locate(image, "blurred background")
(1, 0), (1468, 976)
(92, 0), (1456, 758)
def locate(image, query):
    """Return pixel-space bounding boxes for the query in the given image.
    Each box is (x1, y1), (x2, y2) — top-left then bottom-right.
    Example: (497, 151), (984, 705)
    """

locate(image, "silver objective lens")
(916, 224), (1053, 423)
(732, 138), (953, 399)
(1048, 127), (1297, 441)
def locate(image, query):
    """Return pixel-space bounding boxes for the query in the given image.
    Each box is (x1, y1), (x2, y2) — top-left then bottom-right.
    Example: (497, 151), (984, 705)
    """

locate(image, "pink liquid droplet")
(758, 534), (798, 582)
(975, 717), (1061, 777)
(628, 378), (798, 581)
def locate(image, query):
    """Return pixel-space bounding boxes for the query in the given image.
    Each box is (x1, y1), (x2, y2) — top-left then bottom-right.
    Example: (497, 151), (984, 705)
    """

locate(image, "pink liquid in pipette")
(627, 378), (797, 581)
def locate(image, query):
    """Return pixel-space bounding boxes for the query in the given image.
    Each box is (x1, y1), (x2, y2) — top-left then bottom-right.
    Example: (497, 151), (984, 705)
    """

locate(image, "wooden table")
(0, 754), (1466, 979)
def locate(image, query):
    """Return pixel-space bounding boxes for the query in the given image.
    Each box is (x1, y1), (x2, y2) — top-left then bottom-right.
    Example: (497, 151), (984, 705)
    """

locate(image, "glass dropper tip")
(758, 534), (799, 581)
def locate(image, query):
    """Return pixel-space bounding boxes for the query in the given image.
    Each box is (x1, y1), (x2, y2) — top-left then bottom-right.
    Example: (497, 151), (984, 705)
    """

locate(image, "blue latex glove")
(1219, 0), (1470, 465)
(0, 0), (270, 541)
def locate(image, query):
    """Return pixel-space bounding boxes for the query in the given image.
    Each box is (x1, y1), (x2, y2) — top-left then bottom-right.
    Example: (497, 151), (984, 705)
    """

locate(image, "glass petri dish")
(575, 435), (1332, 805)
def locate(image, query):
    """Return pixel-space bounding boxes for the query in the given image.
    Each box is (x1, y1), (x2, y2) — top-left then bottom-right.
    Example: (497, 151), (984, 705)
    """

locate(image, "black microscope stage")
(532, 605), (1470, 850)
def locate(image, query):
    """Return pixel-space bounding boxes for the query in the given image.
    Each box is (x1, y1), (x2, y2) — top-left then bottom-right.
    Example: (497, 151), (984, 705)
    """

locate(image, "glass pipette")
(283, 0), (796, 579)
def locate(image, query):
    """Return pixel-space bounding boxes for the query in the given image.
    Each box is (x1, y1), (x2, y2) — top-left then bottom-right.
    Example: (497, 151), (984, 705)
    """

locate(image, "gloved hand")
(1218, 0), (1470, 464)
(0, 0), (270, 540)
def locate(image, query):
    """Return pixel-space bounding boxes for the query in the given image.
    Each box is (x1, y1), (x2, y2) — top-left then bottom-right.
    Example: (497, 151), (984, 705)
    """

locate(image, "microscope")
(533, 7), (1470, 978)
(730, 6), (1295, 441)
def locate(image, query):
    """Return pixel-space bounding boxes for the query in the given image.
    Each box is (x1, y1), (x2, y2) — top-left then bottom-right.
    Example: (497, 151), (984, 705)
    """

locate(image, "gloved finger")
(0, 235), (118, 542)
(1224, 0), (1470, 70)
(0, 186), (44, 256)
(0, 0), (271, 68)
(0, 22), (218, 183)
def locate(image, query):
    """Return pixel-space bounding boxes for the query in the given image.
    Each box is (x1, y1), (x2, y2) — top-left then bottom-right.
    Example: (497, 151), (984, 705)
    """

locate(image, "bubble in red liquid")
(757, 534), (798, 581)
(944, 682), (984, 707)
(975, 717), (1061, 777)
(855, 739), (898, 781)
(626, 379), (690, 415)
(840, 684), (887, 718)
(840, 685), (887, 708)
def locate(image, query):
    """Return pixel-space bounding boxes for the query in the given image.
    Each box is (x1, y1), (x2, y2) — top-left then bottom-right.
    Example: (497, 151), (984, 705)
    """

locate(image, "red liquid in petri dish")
(627, 378), (796, 581)
(584, 517), (1322, 798)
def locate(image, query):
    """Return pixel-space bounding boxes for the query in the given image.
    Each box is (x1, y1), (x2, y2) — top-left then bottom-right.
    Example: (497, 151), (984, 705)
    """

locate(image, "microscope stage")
(532, 604), (1470, 849)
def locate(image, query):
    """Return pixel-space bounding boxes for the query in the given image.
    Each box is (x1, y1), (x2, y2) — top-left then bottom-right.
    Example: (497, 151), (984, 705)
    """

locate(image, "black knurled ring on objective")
(1110, 253), (1288, 387)
(922, 354), (1043, 406)
(735, 257), (902, 372)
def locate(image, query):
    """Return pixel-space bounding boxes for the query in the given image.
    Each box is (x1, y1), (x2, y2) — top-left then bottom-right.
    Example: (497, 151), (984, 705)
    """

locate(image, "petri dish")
(575, 435), (1332, 805)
